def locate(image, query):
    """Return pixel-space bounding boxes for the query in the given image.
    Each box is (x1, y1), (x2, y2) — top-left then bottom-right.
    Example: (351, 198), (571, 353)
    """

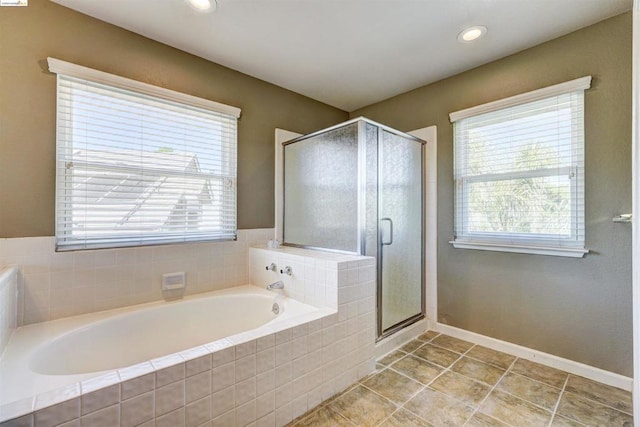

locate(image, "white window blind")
(450, 77), (590, 257)
(50, 59), (239, 251)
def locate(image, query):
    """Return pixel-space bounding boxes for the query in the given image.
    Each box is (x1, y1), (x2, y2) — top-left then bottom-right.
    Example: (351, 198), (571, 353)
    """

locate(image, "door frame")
(632, 0), (639, 422)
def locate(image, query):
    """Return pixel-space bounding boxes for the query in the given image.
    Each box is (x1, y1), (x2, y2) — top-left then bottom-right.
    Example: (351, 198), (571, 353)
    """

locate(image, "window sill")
(449, 240), (589, 258)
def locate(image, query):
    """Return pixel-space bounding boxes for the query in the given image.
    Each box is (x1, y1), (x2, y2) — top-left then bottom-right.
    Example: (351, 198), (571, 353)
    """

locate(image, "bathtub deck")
(287, 331), (633, 427)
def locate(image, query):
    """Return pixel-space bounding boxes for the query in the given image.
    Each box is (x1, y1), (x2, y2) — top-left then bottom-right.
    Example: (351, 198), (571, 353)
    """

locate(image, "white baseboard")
(434, 323), (633, 392)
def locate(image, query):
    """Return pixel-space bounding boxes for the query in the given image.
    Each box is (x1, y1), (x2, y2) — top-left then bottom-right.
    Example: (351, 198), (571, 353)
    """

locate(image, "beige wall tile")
(210, 386), (234, 419)
(121, 373), (155, 400)
(34, 399), (79, 427)
(155, 380), (185, 417)
(156, 407), (185, 427)
(186, 371), (211, 404)
(185, 397), (210, 427)
(211, 362), (235, 393)
(79, 404), (119, 427)
(120, 391), (154, 427)
(80, 384), (119, 416)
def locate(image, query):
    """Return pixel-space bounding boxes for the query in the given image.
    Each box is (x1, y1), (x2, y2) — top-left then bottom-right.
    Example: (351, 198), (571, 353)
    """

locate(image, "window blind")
(53, 71), (238, 251)
(452, 81), (588, 253)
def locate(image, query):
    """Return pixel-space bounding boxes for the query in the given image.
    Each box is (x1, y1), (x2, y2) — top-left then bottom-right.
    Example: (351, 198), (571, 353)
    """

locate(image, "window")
(48, 58), (241, 251)
(450, 77), (591, 257)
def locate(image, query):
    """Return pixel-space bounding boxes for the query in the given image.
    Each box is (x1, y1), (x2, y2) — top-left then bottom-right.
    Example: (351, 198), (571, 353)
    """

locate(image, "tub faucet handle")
(266, 263), (277, 272)
(280, 266), (292, 276)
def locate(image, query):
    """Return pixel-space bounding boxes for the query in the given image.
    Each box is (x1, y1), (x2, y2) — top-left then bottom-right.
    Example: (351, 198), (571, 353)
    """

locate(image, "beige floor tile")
(451, 357), (505, 386)
(465, 412), (510, 427)
(417, 330), (439, 342)
(358, 370), (381, 385)
(466, 346), (516, 370)
(361, 368), (423, 405)
(400, 339), (424, 353)
(564, 375), (632, 414)
(430, 335), (474, 354)
(378, 350), (406, 367)
(292, 406), (354, 427)
(378, 408), (433, 427)
(556, 391), (634, 426)
(404, 388), (474, 426)
(550, 414), (587, 426)
(496, 372), (561, 410)
(429, 371), (491, 407)
(324, 384), (357, 407)
(390, 354), (443, 385)
(413, 344), (461, 368)
(510, 359), (568, 388)
(479, 389), (552, 427)
(329, 385), (396, 427)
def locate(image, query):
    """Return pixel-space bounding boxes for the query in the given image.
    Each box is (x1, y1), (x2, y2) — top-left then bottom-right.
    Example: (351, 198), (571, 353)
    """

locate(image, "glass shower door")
(378, 130), (424, 335)
(283, 124), (359, 253)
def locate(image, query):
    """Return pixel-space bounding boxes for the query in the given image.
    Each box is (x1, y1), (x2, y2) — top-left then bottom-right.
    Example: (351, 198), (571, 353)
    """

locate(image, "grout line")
(319, 332), (631, 426)
(374, 407), (403, 427)
(387, 340), (485, 424)
(463, 355), (519, 427)
(504, 369), (564, 393)
(458, 349), (516, 371)
(332, 407), (358, 427)
(358, 378), (420, 408)
(475, 369), (567, 415)
(397, 403), (435, 426)
(547, 375), (570, 427)
(358, 380), (430, 427)
(559, 379), (634, 416)
(386, 364), (431, 385)
(376, 349), (407, 367)
(421, 340), (475, 389)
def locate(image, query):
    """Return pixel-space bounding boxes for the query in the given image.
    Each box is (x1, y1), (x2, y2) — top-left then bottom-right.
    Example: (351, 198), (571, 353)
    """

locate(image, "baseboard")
(434, 323), (633, 392)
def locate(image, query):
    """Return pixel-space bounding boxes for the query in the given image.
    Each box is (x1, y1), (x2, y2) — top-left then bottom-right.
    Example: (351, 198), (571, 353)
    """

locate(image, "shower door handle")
(381, 217), (394, 245)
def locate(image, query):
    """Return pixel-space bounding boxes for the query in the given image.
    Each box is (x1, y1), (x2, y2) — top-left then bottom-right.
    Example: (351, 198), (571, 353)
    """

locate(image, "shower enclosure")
(282, 118), (425, 339)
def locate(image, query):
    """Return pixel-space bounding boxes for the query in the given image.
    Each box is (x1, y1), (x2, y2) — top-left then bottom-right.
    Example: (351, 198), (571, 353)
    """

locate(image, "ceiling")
(52, 0), (631, 112)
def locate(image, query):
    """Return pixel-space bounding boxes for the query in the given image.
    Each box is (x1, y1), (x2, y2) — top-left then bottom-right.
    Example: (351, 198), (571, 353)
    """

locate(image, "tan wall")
(1, 1), (633, 376)
(0, 0), (348, 237)
(352, 13), (633, 376)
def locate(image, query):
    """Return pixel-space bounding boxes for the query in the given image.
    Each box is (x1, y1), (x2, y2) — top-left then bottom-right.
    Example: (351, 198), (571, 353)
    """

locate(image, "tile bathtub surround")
(0, 247), (376, 426)
(0, 266), (17, 359)
(0, 229), (273, 326)
(249, 246), (377, 310)
(290, 332), (634, 427)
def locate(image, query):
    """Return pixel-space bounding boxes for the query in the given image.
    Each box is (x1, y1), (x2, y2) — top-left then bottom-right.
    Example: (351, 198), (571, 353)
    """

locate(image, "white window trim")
(449, 76), (591, 122)
(449, 76), (591, 258)
(49, 58), (241, 251)
(449, 241), (589, 258)
(47, 57), (241, 119)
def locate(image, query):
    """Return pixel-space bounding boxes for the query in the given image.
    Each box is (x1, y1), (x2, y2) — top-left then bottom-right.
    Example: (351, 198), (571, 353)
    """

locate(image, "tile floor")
(287, 331), (633, 427)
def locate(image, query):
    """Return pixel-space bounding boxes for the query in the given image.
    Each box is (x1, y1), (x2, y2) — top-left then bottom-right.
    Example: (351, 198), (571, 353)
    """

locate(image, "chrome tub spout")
(266, 280), (284, 290)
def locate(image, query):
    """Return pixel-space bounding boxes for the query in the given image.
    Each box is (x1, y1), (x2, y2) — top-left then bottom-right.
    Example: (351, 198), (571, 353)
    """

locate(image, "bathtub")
(0, 285), (329, 421)
(0, 246), (376, 426)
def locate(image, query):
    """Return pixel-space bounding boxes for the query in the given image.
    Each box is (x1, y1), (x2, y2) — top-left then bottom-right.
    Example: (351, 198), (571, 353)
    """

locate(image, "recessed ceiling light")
(186, 0), (217, 12)
(457, 26), (487, 43)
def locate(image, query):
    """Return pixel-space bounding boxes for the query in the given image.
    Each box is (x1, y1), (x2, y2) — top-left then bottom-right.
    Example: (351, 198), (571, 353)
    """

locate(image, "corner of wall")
(0, 266), (18, 358)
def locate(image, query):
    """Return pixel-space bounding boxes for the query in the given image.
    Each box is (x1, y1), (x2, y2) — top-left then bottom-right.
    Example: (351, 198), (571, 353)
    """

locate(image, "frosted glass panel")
(364, 123), (379, 258)
(379, 130), (423, 332)
(283, 124), (358, 252)
(282, 118), (425, 338)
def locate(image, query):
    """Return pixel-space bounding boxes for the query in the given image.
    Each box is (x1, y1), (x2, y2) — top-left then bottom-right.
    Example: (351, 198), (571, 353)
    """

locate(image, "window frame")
(48, 57), (241, 251)
(449, 76), (591, 258)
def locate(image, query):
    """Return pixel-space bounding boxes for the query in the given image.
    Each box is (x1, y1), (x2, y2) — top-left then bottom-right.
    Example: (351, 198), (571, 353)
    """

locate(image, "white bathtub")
(0, 285), (323, 410)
